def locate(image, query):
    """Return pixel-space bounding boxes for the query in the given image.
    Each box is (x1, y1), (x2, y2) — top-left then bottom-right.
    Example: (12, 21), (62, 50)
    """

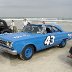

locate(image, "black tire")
(20, 45), (34, 60)
(59, 39), (66, 48)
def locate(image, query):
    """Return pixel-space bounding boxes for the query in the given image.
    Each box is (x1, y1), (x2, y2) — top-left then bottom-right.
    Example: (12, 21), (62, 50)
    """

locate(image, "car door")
(34, 26), (53, 50)
(34, 25), (63, 51)
(42, 26), (63, 49)
(43, 26), (56, 49)
(48, 26), (63, 46)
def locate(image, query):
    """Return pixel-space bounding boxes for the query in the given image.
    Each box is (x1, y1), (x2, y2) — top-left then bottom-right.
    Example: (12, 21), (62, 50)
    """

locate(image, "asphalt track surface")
(0, 21), (72, 72)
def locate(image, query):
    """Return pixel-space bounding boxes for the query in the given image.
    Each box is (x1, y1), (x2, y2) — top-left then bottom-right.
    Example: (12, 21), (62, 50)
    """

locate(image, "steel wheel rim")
(25, 47), (32, 58)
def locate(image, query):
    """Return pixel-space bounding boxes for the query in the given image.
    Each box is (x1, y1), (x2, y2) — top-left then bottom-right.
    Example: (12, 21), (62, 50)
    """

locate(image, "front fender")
(12, 39), (37, 54)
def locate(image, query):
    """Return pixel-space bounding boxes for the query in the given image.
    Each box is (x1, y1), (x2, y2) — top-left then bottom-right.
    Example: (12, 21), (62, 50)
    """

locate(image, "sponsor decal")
(13, 34), (30, 39)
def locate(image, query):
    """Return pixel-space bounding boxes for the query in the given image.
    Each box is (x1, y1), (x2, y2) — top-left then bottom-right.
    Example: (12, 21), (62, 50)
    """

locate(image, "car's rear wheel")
(59, 39), (67, 48)
(20, 45), (34, 60)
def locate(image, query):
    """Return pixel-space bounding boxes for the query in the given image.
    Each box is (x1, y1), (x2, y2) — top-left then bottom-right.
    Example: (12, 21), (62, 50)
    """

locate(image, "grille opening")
(0, 40), (7, 45)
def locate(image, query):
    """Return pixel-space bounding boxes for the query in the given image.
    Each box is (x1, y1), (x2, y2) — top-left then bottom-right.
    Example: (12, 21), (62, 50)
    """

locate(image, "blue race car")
(0, 24), (72, 60)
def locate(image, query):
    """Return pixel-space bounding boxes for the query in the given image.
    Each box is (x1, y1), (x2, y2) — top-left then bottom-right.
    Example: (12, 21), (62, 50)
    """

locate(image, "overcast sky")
(0, 0), (72, 18)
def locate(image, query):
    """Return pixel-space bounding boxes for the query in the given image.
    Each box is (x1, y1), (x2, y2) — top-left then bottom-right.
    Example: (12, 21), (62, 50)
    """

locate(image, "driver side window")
(46, 27), (52, 33)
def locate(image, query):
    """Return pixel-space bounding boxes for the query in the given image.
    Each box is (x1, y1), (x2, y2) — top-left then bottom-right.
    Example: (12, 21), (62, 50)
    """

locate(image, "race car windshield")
(22, 25), (42, 33)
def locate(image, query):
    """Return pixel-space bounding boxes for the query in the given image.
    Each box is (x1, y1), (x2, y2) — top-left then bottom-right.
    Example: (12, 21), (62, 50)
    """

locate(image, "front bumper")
(0, 46), (17, 55)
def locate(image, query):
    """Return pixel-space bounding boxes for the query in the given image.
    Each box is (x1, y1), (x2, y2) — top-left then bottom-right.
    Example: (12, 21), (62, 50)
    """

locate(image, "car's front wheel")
(20, 45), (34, 60)
(59, 39), (67, 48)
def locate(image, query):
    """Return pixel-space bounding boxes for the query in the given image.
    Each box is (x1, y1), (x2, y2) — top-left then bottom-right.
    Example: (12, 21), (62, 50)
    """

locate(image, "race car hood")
(0, 32), (41, 42)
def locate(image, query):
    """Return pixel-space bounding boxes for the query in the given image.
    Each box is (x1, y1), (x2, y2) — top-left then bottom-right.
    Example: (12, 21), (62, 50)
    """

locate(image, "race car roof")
(31, 23), (63, 31)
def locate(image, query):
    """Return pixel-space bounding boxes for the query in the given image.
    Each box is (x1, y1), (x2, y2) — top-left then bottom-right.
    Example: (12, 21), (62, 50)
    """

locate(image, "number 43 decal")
(45, 36), (55, 45)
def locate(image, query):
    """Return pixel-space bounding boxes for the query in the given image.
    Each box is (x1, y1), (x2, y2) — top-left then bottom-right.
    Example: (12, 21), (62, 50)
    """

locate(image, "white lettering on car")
(45, 36), (55, 45)
(13, 35), (30, 39)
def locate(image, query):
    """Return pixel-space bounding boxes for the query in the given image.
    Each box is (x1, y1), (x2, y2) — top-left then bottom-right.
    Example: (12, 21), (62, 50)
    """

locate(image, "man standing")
(10, 20), (17, 33)
(23, 18), (28, 27)
(68, 47), (72, 58)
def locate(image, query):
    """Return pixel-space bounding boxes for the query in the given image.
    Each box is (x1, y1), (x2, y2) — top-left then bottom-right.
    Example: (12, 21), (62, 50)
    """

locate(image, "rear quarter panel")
(57, 32), (72, 43)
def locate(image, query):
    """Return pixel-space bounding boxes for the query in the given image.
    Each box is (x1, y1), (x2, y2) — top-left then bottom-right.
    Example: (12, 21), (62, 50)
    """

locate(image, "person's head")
(42, 21), (45, 24)
(24, 18), (27, 21)
(12, 20), (14, 22)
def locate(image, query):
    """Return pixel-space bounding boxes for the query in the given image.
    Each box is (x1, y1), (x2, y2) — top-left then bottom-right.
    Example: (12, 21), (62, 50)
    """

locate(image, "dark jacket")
(69, 47), (72, 54)
(0, 19), (12, 33)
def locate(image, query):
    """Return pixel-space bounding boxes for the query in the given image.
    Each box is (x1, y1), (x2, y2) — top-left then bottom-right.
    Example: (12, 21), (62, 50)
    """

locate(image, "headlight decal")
(6, 41), (13, 48)
(0, 39), (13, 48)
